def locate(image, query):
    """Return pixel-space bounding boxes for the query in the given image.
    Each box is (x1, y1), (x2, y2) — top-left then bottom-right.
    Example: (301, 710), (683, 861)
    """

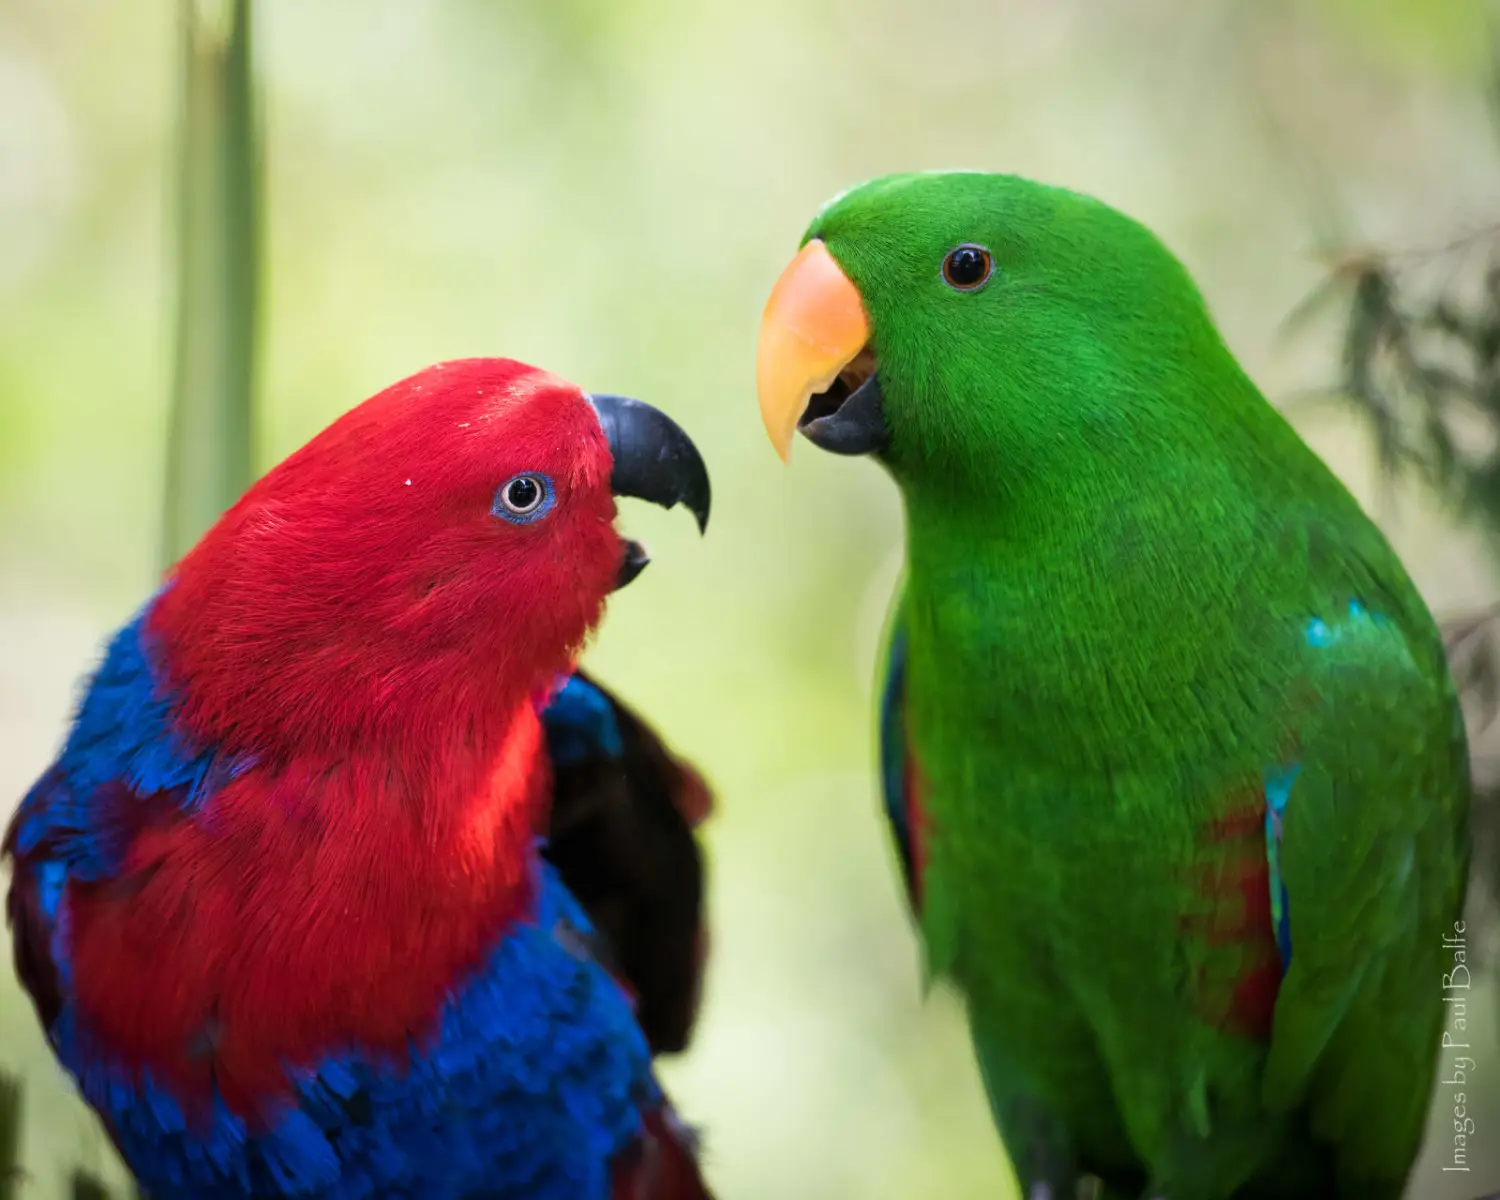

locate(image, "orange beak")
(755, 240), (870, 462)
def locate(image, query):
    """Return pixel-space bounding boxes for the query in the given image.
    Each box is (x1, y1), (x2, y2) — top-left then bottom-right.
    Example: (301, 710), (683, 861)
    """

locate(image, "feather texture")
(785, 173), (1470, 1200)
(4, 359), (714, 1198)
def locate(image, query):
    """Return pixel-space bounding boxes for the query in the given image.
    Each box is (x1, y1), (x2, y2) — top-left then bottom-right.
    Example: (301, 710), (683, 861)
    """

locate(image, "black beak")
(586, 393), (712, 590)
(615, 539), (652, 590)
(800, 374), (890, 457)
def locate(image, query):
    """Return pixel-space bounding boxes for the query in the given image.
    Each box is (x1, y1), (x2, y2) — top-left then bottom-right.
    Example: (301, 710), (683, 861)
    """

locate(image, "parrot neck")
(144, 574), (580, 769)
(146, 587), (557, 839)
(897, 461), (1278, 768)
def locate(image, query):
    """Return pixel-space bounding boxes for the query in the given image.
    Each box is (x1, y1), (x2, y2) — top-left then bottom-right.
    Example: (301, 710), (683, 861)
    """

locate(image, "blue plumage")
(1263, 764), (1299, 971)
(12, 600), (246, 882)
(56, 861), (656, 1199)
(542, 674), (625, 768)
(12, 604), (666, 1199)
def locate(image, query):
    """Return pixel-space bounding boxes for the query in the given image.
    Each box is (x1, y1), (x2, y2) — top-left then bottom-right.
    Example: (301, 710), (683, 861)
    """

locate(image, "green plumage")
(805, 174), (1471, 1199)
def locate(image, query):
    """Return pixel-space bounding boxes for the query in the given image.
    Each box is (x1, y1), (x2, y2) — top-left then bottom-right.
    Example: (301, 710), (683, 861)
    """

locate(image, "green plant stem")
(161, 0), (261, 568)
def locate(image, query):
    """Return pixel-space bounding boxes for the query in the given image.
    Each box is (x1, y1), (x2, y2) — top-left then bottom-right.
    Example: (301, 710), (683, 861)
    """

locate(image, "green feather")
(803, 172), (1471, 1200)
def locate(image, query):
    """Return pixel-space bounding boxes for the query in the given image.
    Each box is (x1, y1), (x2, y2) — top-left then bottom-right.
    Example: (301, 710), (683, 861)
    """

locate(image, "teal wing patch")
(1262, 598), (1470, 1175)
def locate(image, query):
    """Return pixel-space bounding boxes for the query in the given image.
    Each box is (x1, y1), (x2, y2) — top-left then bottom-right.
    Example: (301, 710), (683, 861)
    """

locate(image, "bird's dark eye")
(942, 244), (993, 292)
(505, 477), (541, 511)
(492, 473), (554, 524)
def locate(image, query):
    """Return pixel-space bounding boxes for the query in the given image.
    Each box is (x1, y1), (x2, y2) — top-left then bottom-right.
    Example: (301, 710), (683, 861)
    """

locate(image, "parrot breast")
(5, 598), (674, 1197)
(77, 861), (656, 1199)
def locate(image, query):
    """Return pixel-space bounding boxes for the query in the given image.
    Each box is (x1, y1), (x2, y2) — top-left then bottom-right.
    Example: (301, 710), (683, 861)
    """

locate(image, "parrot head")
(755, 171), (1244, 497)
(150, 357), (710, 752)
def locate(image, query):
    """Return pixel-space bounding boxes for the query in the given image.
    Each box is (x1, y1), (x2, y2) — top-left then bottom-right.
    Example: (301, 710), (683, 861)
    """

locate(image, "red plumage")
(152, 358), (623, 760)
(68, 359), (634, 1118)
(67, 716), (549, 1113)
(1180, 794), (1283, 1041)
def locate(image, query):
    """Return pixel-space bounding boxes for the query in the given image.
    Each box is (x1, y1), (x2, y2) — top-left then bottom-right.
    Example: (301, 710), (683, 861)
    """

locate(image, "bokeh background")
(4, 0), (1500, 1196)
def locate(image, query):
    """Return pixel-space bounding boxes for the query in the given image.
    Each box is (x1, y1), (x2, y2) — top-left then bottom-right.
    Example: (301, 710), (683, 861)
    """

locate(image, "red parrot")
(5, 358), (715, 1199)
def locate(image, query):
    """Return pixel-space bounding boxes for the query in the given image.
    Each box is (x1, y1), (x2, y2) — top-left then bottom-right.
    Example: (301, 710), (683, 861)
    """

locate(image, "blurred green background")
(4, 0), (1500, 1196)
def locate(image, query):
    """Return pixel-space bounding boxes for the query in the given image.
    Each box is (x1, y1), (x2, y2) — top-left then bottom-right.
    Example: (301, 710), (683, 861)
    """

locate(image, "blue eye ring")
(491, 473), (555, 524)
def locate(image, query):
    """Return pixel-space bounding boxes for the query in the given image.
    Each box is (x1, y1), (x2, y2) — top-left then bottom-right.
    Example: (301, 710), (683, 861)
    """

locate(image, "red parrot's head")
(151, 358), (710, 754)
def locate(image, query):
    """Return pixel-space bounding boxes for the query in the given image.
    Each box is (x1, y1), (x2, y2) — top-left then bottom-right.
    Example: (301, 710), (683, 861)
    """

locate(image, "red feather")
(56, 359), (635, 1119)
(150, 358), (624, 762)
(1179, 787), (1282, 1040)
(65, 713), (549, 1115)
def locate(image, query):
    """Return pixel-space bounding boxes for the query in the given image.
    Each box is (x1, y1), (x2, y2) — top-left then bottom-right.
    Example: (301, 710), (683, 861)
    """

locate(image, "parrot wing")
(540, 671), (712, 1056)
(877, 591), (926, 916)
(540, 669), (716, 1198)
(4, 607), (228, 1043)
(4, 769), (69, 1031)
(1260, 581), (1470, 1180)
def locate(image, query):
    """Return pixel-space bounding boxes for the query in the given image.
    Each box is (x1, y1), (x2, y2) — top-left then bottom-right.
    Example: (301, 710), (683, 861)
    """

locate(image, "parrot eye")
(941, 244), (993, 292)
(492, 473), (554, 524)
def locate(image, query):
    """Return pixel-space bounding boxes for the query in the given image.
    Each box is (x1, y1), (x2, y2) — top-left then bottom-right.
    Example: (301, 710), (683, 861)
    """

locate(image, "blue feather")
(17, 604), (664, 1198)
(13, 598), (248, 880)
(1262, 764), (1299, 970)
(541, 675), (624, 768)
(53, 861), (656, 1199)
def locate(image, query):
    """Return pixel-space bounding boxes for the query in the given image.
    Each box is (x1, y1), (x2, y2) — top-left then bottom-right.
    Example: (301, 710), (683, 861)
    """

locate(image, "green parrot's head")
(755, 172), (1245, 500)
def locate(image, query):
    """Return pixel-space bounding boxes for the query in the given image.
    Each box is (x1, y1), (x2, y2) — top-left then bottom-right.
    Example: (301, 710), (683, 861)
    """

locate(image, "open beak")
(587, 392), (712, 590)
(756, 239), (887, 462)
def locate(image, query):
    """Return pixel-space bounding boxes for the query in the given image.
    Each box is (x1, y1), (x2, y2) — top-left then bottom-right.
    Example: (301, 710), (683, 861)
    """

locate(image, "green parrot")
(753, 172), (1472, 1200)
